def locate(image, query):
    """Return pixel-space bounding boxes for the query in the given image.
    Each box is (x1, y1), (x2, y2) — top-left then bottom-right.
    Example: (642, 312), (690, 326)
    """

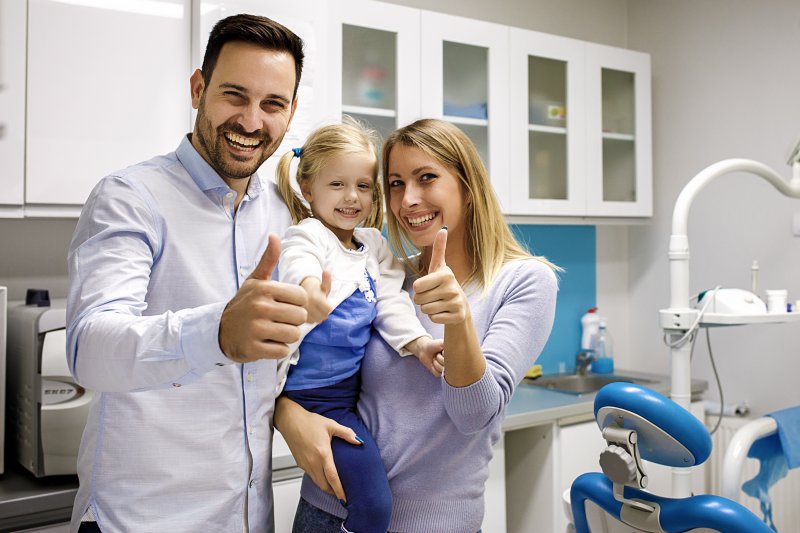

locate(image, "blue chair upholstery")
(570, 383), (773, 533)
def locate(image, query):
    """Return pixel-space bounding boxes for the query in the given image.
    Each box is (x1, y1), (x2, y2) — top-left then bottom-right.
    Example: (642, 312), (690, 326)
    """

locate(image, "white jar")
(765, 289), (788, 313)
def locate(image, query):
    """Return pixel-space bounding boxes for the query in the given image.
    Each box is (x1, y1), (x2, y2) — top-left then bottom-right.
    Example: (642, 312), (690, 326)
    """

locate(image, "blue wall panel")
(510, 224), (596, 374)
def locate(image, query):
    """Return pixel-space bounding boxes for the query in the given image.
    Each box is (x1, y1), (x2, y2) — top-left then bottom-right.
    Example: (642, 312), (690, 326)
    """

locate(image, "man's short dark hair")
(201, 14), (305, 99)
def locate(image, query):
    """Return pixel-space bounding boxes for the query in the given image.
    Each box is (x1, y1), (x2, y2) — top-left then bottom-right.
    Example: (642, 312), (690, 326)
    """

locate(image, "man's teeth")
(225, 132), (261, 147)
(408, 213), (435, 226)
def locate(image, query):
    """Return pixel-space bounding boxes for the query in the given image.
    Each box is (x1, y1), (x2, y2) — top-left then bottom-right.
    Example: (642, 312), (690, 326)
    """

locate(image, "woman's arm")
(412, 229), (485, 387)
(273, 395), (361, 501)
(413, 229), (558, 434)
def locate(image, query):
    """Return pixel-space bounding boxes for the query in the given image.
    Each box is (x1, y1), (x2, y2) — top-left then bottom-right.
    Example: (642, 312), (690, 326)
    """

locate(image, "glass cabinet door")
(420, 12), (510, 210)
(509, 29), (586, 216)
(585, 44), (652, 217)
(329, 0), (420, 148)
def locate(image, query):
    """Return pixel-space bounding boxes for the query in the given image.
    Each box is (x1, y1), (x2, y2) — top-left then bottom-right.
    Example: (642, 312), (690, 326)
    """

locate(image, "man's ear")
(190, 69), (205, 110)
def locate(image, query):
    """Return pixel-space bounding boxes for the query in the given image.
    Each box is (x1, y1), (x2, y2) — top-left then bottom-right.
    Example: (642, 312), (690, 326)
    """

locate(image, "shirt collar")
(176, 135), (264, 199)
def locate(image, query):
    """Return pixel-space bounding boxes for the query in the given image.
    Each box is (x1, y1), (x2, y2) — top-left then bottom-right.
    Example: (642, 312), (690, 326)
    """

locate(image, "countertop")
(0, 370), (707, 530)
(504, 368), (708, 431)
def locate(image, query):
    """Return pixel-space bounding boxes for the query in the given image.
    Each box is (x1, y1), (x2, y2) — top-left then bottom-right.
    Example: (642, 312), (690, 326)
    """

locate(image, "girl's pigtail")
(276, 150), (311, 224)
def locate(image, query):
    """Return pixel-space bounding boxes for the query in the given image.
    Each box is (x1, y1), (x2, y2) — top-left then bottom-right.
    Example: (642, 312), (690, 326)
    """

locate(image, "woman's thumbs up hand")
(412, 227), (468, 325)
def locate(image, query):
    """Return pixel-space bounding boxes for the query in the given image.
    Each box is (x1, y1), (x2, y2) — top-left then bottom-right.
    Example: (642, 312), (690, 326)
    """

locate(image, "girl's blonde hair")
(276, 117), (383, 229)
(382, 118), (559, 289)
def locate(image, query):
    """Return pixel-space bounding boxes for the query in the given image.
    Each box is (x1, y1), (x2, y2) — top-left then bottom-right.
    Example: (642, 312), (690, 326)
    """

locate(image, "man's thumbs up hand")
(219, 234), (308, 362)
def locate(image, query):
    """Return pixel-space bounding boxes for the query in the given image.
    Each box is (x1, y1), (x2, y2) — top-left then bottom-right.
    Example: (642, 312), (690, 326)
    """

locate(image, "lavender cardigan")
(300, 258), (558, 533)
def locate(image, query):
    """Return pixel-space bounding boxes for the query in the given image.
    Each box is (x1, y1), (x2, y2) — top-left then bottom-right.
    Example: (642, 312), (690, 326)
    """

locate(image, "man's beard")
(194, 102), (277, 181)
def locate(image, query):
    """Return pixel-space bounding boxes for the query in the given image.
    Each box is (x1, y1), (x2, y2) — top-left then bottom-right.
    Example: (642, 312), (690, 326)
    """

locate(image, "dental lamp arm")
(668, 158), (800, 309)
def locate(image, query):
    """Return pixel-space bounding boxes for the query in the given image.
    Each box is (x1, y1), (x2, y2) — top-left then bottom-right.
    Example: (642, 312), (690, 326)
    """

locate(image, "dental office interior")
(1, 0), (800, 531)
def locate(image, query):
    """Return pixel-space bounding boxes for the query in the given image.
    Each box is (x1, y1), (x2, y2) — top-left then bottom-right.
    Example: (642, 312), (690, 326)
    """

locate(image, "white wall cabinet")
(22, 0), (192, 216)
(419, 12), (511, 211)
(8, 0), (649, 220)
(327, 0), (421, 145)
(509, 28), (652, 218)
(0, 0), (26, 217)
(273, 473), (303, 532)
(585, 44), (652, 217)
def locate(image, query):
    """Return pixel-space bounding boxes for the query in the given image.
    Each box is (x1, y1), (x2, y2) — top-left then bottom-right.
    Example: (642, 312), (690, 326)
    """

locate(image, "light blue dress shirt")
(66, 136), (291, 533)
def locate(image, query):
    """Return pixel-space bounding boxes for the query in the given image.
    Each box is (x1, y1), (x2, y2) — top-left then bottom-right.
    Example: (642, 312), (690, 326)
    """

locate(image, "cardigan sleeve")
(442, 259), (558, 434)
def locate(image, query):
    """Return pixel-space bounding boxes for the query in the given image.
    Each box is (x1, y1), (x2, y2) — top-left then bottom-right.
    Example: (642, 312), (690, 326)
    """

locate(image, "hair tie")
(292, 147), (302, 158)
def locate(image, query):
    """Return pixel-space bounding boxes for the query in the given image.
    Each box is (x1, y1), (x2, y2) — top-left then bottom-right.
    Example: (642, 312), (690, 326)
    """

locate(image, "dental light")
(659, 137), (800, 498)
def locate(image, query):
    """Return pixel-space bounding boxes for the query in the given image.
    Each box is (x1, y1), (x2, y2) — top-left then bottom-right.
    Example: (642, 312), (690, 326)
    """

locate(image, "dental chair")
(570, 382), (773, 533)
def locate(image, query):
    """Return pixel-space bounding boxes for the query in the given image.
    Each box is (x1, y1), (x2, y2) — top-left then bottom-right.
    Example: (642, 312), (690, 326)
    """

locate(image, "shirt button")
(172, 383), (181, 388)
(239, 266), (248, 276)
(224, 192), (233, 200)
(248, 426), (254, 435)
(249, 479), (256, 488)
(246, 372), (254, 382)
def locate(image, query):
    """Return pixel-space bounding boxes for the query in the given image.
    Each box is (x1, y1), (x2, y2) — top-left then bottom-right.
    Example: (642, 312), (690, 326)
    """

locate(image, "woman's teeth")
(408, 213), (436, 227)
(225, 132), (261, 148)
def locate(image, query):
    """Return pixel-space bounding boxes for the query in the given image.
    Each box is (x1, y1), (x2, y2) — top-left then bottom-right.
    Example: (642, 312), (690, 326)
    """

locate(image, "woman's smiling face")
(386, 144), (468, 249)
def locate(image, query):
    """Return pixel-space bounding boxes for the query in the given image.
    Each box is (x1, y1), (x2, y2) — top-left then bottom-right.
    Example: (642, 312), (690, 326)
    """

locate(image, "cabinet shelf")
(445, 115), (489, 127)
(341, 104), (396, 118)
(700, 311), (800, 327)
(528, 124), (567, 135)
(602, 132), (635, 141)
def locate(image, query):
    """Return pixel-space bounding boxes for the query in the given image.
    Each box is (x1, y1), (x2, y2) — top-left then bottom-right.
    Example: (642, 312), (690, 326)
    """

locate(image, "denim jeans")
(292, 497), (482, 533)
(293, 497), (343, 533)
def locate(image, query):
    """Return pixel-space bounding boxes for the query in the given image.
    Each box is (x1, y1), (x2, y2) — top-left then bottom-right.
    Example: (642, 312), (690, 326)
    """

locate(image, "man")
(67, 14), (354, 533)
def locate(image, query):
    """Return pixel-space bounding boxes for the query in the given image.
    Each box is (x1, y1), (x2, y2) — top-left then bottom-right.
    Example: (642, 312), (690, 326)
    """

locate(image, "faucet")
(575, 350), (595, 375)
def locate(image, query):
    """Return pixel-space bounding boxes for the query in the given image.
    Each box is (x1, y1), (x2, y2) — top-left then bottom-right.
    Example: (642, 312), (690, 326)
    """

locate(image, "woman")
(275, 118), (559, 533)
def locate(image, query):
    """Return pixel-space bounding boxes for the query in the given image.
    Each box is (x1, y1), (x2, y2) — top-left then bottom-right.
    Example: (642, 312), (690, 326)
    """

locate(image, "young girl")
(274, 120), (444, 533)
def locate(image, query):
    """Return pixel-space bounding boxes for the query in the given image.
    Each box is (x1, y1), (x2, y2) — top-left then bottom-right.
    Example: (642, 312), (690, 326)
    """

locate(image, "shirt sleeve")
(368, 230), (430, 356)
(66, 176), (230, 393)
(441, 260), (558, 434)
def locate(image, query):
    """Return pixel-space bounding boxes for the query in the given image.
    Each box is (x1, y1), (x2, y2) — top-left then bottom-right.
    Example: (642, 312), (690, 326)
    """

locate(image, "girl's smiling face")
(301, 153), (376, 247)
(386, 144), (468, 250)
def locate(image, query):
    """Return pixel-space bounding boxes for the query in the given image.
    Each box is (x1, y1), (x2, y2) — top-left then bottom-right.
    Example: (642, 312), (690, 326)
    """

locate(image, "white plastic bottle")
(593, 319), (614, 374)
(580, 307), (600, 353)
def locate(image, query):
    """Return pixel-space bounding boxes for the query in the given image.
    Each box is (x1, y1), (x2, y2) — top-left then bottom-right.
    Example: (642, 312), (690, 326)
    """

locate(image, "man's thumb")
(428, 226), (448, 272)
(249, 233), (281, 280)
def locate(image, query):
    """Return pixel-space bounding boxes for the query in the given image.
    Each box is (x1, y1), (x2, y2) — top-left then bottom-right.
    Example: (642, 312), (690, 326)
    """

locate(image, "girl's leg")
(330, 408), (392, 533)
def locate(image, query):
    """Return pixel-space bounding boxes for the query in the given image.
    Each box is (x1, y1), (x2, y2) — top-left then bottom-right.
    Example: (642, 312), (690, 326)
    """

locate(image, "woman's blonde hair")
(276, 117), (383, 229)
(382, 118), (559, 289)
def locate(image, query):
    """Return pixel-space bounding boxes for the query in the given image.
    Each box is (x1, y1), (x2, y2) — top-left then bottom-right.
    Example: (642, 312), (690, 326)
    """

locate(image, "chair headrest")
(594, 383), (711, 467)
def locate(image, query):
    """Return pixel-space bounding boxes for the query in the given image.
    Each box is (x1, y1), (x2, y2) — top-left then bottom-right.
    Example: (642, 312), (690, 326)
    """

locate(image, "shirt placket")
(230, 194), (264, 530)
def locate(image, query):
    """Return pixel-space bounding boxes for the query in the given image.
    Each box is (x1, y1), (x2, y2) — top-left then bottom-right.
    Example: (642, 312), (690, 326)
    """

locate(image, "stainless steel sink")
(525, 373), (656, 395)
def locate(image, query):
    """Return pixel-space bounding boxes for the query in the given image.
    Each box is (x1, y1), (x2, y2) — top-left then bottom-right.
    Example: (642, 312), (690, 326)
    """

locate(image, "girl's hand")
(273, 396), (361, 501)
(405, 336), (445, 377)
(412, 228), (469, 325)
(300, 272), (333, 324)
